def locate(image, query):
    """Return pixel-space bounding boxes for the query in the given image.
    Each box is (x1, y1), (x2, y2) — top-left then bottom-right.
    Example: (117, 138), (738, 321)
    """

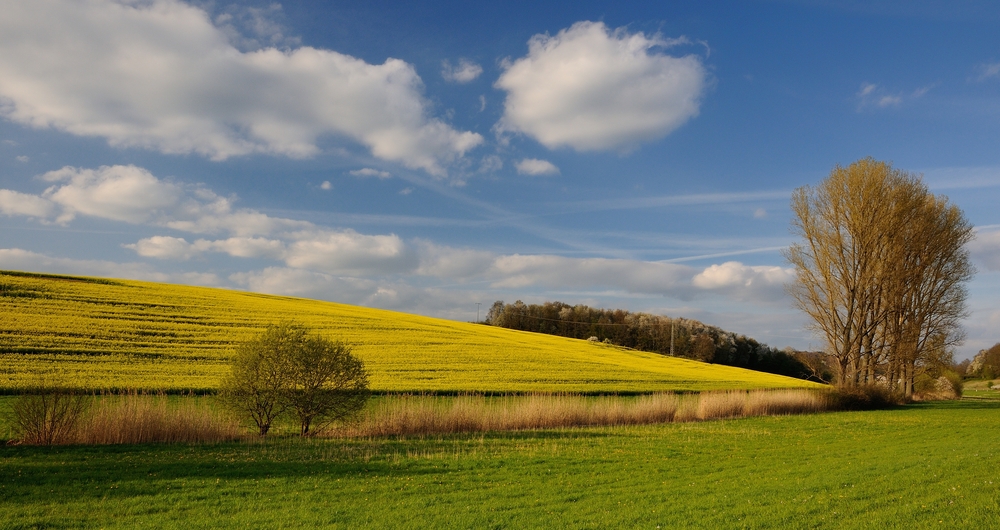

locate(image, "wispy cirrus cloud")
(975, 62), (1000, 82)
(856, 82), (932, 109)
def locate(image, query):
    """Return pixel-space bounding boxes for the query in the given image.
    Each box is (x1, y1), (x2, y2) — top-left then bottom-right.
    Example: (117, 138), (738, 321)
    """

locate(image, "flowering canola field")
(0, 270), (822, 393)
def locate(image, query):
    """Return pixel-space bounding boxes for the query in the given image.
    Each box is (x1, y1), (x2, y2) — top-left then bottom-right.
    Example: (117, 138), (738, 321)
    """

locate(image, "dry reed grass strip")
(329, 389), (831, 438)
(75, 393), (241, 444)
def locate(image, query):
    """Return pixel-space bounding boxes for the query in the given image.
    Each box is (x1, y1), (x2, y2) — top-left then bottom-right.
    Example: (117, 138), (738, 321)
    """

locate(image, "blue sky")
(2, 0), (999, 359)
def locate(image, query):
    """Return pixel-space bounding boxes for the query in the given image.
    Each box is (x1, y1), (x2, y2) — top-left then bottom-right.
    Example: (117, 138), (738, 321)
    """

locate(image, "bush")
(833, 385), (905, 410)
(942, 370), (963, 397)
(221, 323), (369, 436)
(9, 389), (89, 445)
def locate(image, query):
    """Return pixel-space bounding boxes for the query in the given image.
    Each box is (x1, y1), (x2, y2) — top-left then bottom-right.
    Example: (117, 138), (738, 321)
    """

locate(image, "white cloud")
(127, 235), (288, 261)
(488, 254), (696, 295)
(856, 82), (930, 109)
(968, 227), (1000, 271)
(41, 165), (183, 224)
(415, 241), (496, 278)
(877, 95), (902, 107)
(213, 3), (301, 52)
(495, 21), (707, 151)
(204, 237), (286, 259)
(0, 0), (481, 175)
(16, 155), (29, 162)
(320, 181), (332, 190)
(349, 168), (392, 179)
(441, 59), (483, 83)
(229, 266), (479, 318)
(977, 62), (1000, 81)
(230, 267), (379, 302)
(11, 165), (311, 236)
(753, 208), (767, 219)
(0, 189), (55, 218)
(32, 166), (313, 236)
(0, 247), (220, 285)
(123, 236), (197, 260)
(692, 261), (795, 301)
(515, 158), (560, 176)
(478, 155), (503, 174)
(283, 230), (418, 275)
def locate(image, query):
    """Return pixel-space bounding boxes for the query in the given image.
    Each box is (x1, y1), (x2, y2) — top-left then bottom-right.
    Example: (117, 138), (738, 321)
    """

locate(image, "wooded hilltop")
(485, 300), (822, 381)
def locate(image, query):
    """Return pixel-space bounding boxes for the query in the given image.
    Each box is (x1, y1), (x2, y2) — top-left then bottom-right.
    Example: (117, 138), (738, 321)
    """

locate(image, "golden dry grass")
(7, 392), (242, 445)
(76, 393), (241, 444)
(331, 389), (833, 437)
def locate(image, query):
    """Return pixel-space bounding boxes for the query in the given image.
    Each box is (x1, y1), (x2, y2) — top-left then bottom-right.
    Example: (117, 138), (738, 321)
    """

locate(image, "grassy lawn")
(2, 398), (998, 528)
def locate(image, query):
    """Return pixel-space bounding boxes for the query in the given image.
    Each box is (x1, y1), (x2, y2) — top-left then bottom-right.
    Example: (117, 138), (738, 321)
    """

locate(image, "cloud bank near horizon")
(1, 164), (793, 306)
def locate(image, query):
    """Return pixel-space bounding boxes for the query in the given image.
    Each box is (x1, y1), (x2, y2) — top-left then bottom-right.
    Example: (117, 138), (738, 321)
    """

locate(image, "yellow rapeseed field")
(0, 270), (824, 393)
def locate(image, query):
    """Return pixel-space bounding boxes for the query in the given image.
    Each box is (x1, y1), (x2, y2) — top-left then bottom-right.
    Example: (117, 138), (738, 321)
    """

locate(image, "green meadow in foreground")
(2, 398), (998, 528)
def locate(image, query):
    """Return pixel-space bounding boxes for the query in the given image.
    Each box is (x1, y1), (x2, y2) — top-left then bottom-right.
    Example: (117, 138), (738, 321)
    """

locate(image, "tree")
(284, 334), (369, 435)
(221, 323), (369, 436)
(969, 343), (1000, 379)
(785, 158), (974, 395)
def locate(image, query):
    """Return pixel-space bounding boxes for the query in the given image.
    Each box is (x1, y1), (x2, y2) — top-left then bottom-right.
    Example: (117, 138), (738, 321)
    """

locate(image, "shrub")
(221, 322), (369, 436)
(833, 385), (905, 410)
(942, 370), (963, 397)
(9, 389), (89, 445)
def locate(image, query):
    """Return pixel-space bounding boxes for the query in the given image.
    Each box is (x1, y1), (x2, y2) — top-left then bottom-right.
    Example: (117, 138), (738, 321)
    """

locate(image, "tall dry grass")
(8, 389), (835, 444)
(330, 389), (833, 438)
(9, 392), (242, 445)
(77, 393), (242, 444)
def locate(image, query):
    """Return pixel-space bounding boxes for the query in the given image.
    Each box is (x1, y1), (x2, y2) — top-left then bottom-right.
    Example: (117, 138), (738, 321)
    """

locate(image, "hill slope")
(0, 270), (823, 393)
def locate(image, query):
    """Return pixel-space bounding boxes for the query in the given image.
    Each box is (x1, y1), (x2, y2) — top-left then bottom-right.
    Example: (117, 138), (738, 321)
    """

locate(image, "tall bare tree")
(785, 158), (974, 394)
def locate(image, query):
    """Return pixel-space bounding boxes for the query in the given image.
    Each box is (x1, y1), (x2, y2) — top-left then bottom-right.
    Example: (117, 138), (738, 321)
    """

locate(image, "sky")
(1, 0), (1000, 360)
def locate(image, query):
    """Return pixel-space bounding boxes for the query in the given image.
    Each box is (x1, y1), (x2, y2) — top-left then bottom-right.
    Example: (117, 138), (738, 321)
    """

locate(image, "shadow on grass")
(903, 398), (1000, 410)
(1, 428), (620, 504)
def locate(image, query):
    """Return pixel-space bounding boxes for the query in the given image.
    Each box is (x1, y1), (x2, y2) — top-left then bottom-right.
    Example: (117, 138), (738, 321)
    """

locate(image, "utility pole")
(476, 302), (481, 323)
(670, 320), (675, 356)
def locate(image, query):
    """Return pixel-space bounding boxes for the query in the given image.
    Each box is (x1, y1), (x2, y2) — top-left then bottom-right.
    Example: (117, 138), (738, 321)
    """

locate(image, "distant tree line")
(485, 300), (819, 381)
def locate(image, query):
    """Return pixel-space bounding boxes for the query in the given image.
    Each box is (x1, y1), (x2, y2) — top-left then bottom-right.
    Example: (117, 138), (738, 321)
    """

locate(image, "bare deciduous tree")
(785, 158), (974, 395)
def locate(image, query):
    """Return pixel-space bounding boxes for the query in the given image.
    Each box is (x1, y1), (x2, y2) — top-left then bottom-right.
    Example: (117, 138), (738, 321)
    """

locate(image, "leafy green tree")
(284, 335), (369, 435)
(221, 323), (369, 436)
(221, 325), (295, 436)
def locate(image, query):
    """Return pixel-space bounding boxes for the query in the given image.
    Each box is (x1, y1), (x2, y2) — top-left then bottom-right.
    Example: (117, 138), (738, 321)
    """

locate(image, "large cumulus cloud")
(0, 0), (481, 175)
(495, 21), (707, 151)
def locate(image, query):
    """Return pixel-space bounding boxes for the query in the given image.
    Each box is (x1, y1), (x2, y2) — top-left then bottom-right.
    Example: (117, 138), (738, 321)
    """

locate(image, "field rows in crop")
(1, 271), (822, 393)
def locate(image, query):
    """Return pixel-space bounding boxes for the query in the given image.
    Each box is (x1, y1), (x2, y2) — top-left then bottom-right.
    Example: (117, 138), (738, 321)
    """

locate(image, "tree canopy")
(784, 158), (974, 395)
(221, 323), (369, 436)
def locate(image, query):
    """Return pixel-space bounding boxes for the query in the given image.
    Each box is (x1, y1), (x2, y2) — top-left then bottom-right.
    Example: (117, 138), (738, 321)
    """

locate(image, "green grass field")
(0, 270), (820, 393)
(2, 397), (998, 528)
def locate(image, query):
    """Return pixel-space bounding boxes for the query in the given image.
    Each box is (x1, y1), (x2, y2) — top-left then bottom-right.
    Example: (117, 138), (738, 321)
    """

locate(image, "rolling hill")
(0, 270), (824, 393)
